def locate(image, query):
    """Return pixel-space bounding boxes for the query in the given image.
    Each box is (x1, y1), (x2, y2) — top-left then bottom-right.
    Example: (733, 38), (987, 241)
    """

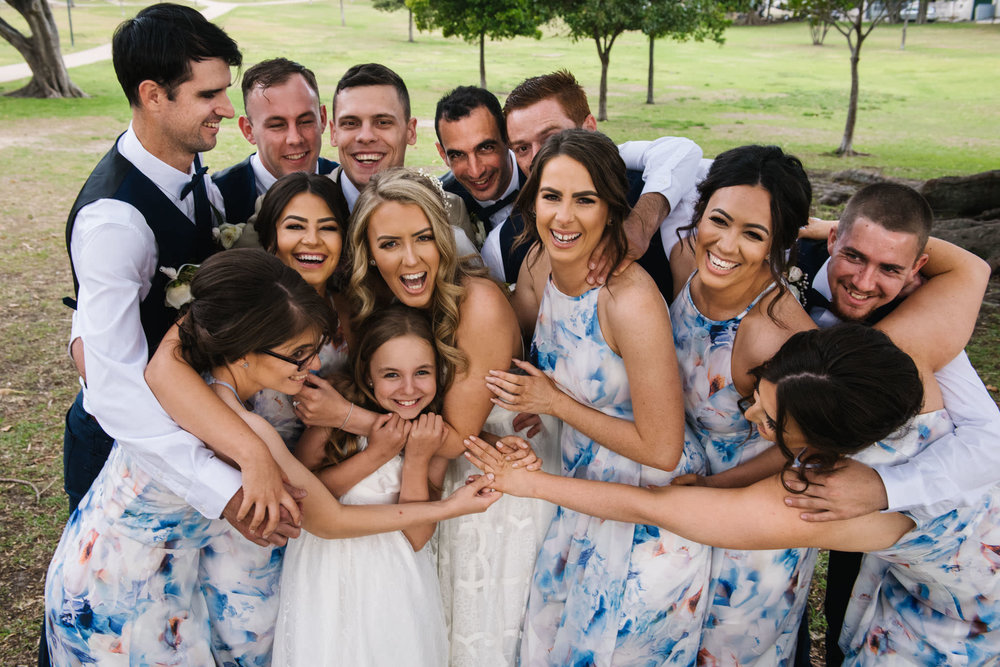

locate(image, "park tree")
(409, 0), (549, 88)
(641, 0), (728, 105)
(374, 0), (415, 41)
(0, 0), (84, 98)
(829, 0), (903, 155)
(787, 0), (839, 44)
(554, 0), (644, 121)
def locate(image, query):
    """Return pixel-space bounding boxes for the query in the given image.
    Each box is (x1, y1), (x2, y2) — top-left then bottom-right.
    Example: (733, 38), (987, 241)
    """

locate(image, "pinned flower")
(784, 266), (808, 307)
(160, 263), (199, 309)
(213, 222), (246, 249)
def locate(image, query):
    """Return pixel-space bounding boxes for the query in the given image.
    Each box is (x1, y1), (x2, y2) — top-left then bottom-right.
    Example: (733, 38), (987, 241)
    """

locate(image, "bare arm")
(398, 413), (446, 550)
(145, 325), (299, 535)
(511, 244), (546, 343)
(311, 414), (407, 498)
(244, 412), (500, 538)
(436, 278), (520, 459)
(488, 266), (685, 471)
(465, 436), (912, 552)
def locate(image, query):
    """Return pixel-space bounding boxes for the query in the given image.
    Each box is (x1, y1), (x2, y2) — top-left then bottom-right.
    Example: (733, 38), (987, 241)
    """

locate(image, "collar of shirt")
(810, 257), (842, 328)
(341, 171), (361, 213)
(250, 152), (278, 195)
(119, 123), (201, 221)
(474, 150), (519, 229)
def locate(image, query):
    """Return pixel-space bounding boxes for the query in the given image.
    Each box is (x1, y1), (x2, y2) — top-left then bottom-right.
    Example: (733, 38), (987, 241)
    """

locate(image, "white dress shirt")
(250, 152), (278, 196)
(809, 258), (1000, 512)
(69, 124), (240, 519)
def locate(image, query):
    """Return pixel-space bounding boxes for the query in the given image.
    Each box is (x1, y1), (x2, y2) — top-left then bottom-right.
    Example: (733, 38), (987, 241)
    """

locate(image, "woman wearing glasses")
(45, 250), (500, 663)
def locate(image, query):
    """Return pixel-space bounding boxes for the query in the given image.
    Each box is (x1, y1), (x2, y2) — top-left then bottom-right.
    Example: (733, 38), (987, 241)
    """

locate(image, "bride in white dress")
(274, 305), (452, 666)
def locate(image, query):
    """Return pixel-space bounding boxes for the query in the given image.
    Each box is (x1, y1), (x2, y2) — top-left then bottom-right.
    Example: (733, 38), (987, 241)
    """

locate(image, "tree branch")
(0, 15), (31, 55)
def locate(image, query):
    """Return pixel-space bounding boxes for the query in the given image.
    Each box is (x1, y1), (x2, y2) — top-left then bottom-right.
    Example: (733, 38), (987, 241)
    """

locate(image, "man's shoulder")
(211, 155), (254, 187)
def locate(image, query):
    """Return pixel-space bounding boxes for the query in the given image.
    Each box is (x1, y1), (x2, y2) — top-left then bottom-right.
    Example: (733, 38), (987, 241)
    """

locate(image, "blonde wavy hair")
(349, 167), (482, 389)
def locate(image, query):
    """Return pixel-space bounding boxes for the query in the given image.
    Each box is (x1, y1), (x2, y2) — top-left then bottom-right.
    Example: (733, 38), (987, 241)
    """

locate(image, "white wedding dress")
(273, 441), (448, 666)
(435, 404), (561, 666)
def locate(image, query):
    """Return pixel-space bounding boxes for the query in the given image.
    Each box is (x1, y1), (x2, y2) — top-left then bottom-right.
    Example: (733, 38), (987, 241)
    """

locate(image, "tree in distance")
(410, 0), (550, 88)
(374, 0), (415, 42)
(641, 0), (728, 105)
(0, 0), (85, 98)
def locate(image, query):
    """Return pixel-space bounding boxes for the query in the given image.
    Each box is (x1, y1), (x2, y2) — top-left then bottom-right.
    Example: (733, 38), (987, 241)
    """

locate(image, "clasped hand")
(486, 359), (560, 416)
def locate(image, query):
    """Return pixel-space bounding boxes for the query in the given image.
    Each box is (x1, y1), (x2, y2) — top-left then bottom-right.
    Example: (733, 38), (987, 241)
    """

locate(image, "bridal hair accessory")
(416, 168), (453, 216)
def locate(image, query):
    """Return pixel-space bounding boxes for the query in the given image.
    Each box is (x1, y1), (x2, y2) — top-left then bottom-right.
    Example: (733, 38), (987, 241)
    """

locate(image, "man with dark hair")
(212, 57), (337, 233)
(434, 80), (704, 291)
(786, 182), (999, 664)
(55, 4), (296, 662)
(326, 63), (477, 250)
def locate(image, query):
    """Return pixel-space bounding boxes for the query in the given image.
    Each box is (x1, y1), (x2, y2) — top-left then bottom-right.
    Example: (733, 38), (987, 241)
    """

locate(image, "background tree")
(830, 0), (904, 155)
(641, 0), (728, 104)
(0, 0), (84, 98)
(374, 0), (415, 41)
(554, 0), (644, 121)
(409, 0), (548, 88)
(787, 0), (840, 44)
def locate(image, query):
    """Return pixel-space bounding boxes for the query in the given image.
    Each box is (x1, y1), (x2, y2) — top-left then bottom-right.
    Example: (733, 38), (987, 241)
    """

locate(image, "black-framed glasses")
(261, 337), (328, 372)
(737, 395), (754, 416)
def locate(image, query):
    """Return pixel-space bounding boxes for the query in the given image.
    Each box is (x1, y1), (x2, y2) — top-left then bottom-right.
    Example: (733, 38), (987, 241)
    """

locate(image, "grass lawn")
(0, 2), (997, 662)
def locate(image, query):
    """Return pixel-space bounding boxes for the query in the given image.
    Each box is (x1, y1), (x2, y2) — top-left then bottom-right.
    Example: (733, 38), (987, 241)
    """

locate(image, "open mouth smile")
(400, 272), (428, 293)
(706, 251), (739, 272)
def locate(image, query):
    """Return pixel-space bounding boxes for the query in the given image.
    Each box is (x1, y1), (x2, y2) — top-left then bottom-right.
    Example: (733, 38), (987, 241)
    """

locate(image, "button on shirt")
(69, 124), (240, 519)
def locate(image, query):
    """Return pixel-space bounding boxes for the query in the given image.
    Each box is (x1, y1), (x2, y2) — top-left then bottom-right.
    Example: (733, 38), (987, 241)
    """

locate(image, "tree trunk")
(900, 16), (908, 48)
(917, 0), (928, 23)
(408, 8), (413, 42)
(646, 35), (654, 104)
(837, 45), (861, 155)
(596, 43), (610, 121)
(809, 19), (830, 45)
(1, 0), (85, 98)
(340, 0), (345, 26)
(479, 32), (486, 89)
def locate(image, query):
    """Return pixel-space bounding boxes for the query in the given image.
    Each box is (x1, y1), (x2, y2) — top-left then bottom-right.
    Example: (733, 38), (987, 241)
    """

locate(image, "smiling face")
(249, 327), (324, 395)
(436, 106), (513, 202)
(534, 154), (609, 268)
(367, 200), (440, 309)
(694, 184), (774, 289)
(241, 74), (326, 179)
(331, 84), (417, 189)
(506, 98), (595, 175)
(826, 217), (927, 322)
(274, 191), (342, 295)
(368, 334), (437, 419)
(155, 57), (235, 168)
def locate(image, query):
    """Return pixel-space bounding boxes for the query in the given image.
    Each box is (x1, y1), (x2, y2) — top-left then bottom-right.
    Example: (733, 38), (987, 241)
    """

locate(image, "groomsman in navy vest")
(785, 183), (999, 664)
(213, 58), (337, 242)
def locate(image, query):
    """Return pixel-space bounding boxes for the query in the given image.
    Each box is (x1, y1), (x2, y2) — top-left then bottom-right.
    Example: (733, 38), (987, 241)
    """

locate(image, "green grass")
(0, 2), (997, 662)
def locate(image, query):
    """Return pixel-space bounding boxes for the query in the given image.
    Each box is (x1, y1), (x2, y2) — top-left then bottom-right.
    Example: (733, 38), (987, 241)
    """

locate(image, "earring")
(241, 361), (249, 368)
(369, 259), (376, 266)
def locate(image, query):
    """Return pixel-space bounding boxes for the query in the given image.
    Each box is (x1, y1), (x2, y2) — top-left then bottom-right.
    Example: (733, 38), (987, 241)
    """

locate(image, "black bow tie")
(180, 164), (209, 200)
(476, 189), (519, 227)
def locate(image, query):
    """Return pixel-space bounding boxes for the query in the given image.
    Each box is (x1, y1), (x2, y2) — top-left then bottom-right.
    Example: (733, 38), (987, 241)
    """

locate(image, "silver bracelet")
(339, 402), (354, 431)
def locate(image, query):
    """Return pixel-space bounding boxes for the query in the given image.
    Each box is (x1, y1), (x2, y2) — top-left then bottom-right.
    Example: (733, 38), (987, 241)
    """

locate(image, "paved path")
(0, 0), (301, 84)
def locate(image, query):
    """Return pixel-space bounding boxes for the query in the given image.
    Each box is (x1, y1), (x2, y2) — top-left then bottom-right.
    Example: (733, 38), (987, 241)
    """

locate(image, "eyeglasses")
(261, 337), (328, 372)
(736, 395), (754, 416)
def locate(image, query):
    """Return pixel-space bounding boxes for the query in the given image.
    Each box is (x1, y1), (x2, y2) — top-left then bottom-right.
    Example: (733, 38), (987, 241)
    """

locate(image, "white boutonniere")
(784, 265), (808, 306)
(159, 263), (199, 309)
(212, 222), (246, 249)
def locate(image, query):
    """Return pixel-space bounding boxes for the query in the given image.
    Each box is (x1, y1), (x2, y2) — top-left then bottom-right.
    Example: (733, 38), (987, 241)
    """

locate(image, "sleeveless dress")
(521, 278), (711, 666)
(669, 274), (817, 666)
(273, 439), (448, 666)
(841, 410), (1000, 665)
(44, 447), (281, 664)
(436, 401), (562, 666)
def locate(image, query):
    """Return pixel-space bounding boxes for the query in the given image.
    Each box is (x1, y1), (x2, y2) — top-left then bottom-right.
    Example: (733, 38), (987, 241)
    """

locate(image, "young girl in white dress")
(273, 303), (452, 666)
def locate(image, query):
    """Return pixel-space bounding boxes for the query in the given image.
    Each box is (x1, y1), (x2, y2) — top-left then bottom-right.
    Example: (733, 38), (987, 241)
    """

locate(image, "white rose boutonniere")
(212, 222), (246, 249)
(784, 265), (808, 307)
(160, 263), (199, 309)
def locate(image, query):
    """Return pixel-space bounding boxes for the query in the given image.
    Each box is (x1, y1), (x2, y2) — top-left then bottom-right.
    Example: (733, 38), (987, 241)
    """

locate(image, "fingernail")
(487, 473), (494, 480)
(784, 498), (792, 505)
